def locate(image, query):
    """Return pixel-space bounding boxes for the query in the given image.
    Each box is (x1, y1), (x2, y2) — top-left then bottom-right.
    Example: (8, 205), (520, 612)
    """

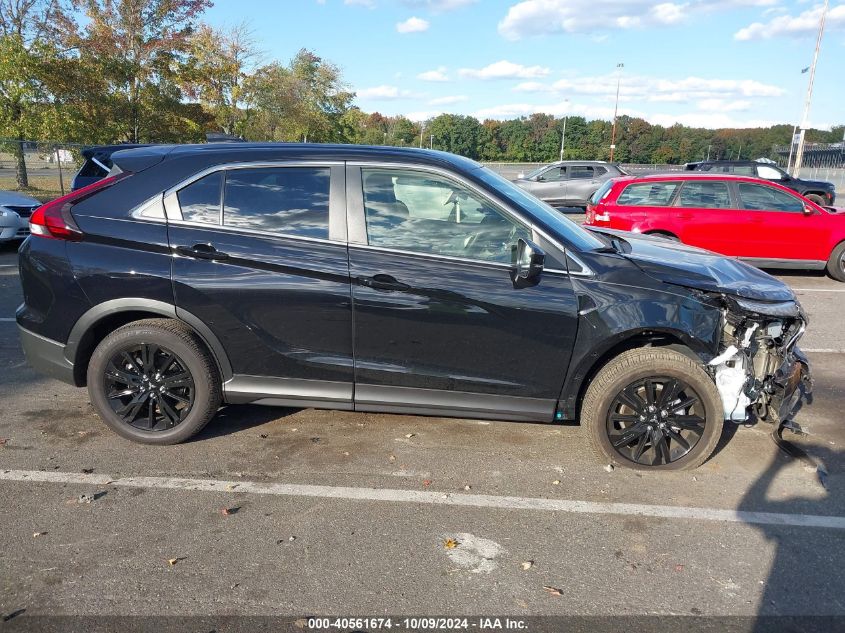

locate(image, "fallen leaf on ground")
(422, 479), (432, 487)
(543, 585), (563, 596)
(552, 480), (561, 485)
(33, 532), (47, 538)
(521, 561), (533, 570)
(405, 433), (415, 438)
(444, 538), (459, 549)
(675, 564), (685, 572)
(225, 484), (238, 491)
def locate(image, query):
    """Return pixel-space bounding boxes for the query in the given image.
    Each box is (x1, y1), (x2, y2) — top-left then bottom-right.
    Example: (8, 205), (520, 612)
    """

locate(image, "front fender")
(556, 277), (722, 419)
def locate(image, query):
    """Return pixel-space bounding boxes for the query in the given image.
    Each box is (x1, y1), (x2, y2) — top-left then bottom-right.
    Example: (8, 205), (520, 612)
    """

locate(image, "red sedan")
(584, 173), (845, 281)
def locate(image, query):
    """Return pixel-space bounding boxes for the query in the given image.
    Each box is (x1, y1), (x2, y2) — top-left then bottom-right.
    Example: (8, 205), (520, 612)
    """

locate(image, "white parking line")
(1, 468), (843, 530)
(803, 348), (845, 353)
(0, 318), (16, 322)
(793, 288), (845, 293)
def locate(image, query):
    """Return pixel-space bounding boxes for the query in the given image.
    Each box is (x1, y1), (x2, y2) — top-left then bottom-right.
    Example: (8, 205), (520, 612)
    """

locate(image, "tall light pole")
(793, 0), (828, 177)
(559, 98), (570, 162)
(609, 63), (624, 162)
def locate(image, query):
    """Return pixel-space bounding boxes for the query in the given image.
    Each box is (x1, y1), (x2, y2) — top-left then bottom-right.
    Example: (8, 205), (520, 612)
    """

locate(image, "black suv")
(17, 144), (811, 470)
(685, 160), (836, 206)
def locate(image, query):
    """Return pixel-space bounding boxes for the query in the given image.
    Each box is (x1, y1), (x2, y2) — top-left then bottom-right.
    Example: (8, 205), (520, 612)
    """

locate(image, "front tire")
(805, 193), (826, 206)
(87, 319), (222, 445)
(581, 348), (723, 471)
(826, 242), (845, 282)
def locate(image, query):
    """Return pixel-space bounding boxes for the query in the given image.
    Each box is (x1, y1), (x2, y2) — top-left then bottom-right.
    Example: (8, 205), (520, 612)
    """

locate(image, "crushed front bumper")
(769, 347), (813, 423)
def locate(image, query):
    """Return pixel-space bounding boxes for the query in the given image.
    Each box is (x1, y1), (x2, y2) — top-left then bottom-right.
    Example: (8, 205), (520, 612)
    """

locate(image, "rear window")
(677, 181), (731, 209)
(77, 159), (110, 178)
(616, 182), (679, 206)
(569, 166), (595, 179)
(590, 180), (614, 205)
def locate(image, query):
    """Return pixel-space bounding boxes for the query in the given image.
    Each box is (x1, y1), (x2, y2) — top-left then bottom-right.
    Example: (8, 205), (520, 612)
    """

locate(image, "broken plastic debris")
(521, 561), (533, 571)
(405, 433), (415, 438)
(167, 557), (185, 566)
(32, 532), (47, 538)
(604, 464), (615, 472)
(552, 480), (561, 485)
(709, 345), (739, 366)
(221, 507), (240, 516)
(463, 485), (471, 491)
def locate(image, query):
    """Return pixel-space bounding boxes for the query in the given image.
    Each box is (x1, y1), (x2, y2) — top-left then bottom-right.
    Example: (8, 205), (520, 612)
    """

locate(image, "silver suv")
(514, 161), (627, 209)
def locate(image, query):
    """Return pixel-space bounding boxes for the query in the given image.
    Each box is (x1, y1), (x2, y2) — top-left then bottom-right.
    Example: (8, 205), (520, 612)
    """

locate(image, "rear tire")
(826, 242), (845, 282)
(87, 319), (222, 444)
(581, 348), (723, 471)
(805, 194), (826, 206)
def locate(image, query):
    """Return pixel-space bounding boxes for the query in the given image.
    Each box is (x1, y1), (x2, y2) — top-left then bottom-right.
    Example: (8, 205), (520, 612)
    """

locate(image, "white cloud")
(498, 0), (779, 39)
(649, 112), (780, 128)
(735, 3), (845, 40)
(406, 110), (441, 121)
(697, 98), (753, 112)
(357, 85), (419, 99)
(396, 16), (430, 33)
(513, 73), (785, 102)
(428, 95), (469, 105)
(458, 60), (550, 80)
(418, 67), (450, 81)
(402, 0), (477, 10)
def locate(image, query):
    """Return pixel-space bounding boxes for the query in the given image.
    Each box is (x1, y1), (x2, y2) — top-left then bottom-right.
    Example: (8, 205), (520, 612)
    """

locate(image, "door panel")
(532, 167), (568, 205)
(349, 248), (578, 409)
(671, 180), (742, 255)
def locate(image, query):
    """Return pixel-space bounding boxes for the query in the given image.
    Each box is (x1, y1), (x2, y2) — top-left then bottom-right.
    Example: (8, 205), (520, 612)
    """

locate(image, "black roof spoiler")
(110, 145), (177, 174)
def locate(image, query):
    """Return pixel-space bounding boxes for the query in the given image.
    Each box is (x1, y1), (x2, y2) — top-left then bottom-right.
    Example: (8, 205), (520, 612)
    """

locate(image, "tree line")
(2, 0), (842, 189)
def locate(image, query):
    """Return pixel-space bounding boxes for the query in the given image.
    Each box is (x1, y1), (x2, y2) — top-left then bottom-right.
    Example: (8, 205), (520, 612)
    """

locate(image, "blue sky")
(204, 0), (844, 129)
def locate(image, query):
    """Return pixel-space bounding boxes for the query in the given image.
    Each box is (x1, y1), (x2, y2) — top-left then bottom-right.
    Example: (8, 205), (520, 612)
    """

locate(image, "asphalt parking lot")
(1, 238), (844, 623)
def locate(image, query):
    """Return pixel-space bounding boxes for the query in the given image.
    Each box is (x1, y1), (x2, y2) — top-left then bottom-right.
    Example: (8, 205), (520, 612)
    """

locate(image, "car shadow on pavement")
(191, 404), (302, 442)
(738, 390), (844, 631)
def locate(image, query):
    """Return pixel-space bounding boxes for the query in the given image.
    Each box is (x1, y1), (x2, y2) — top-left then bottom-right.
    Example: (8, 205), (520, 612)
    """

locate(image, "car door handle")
(176, 244), (230, 261)
(357, 274), (410, 291)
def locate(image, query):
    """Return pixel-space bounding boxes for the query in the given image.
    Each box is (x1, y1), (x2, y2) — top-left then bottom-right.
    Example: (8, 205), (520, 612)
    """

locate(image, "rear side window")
(177, 172), (222, 224)
(78, 159), (110, 178)
(616, 182), (679, 206)
(677, 181), (731, 209)
(569, 166), (595, 179)
(590, 180), (613, 204)
(223, 167), (330, 238)
(738, 183), (803, 213)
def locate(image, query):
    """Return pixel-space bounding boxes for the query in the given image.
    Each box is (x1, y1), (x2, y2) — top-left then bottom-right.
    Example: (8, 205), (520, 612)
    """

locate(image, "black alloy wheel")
(103, 343), (196, 431)
(606, 377), (705, 466)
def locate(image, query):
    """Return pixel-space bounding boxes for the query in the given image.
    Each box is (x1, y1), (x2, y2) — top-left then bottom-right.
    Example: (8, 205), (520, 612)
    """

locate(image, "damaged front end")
(706, 296), (812, 425)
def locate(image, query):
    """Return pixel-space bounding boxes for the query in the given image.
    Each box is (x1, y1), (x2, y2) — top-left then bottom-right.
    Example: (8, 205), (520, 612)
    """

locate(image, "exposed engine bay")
(706, 296), (811, 425)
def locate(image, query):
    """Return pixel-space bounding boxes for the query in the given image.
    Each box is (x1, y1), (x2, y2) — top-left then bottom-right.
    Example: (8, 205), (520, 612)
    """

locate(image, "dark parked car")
(71, 144), (150, 191)
(18, 144), (810, 470)
(514, 161), (626, 209)
(685, 160), (836, 206)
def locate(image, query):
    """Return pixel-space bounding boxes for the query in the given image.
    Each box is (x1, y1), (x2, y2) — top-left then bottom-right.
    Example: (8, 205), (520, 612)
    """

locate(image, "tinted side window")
(677, 181), (731, 209)
(616, 182), (679, 206)
(738, 183), (803, 213)
(177, 172), (222, 224)
(223, 167), (330, 238)
(593, 166), (607, 176)
(756, 165), (783, 180)
(569, 166), (594, 179)
(361, 168), (531, 264)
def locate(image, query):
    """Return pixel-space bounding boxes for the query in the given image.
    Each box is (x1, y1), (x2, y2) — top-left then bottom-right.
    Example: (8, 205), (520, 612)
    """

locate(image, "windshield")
(474, 166), (605, 252)
(521, 165), (549, 180)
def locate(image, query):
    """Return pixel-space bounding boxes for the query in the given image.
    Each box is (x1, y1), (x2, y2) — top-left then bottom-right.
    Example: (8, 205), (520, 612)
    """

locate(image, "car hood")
(0, 191), (41, 207)
(796, 178), (835, 190)
(590, 228), (796, 302)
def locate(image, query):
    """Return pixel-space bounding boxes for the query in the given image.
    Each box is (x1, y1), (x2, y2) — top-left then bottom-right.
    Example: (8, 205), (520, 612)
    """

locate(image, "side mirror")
(511, 238), (545, 288)
(803, 204), (815, 216)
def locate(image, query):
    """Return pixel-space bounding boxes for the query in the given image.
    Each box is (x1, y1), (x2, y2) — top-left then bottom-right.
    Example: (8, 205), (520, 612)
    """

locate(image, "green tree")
(0, 0), (73, 188)
(428, 114), (481, 158)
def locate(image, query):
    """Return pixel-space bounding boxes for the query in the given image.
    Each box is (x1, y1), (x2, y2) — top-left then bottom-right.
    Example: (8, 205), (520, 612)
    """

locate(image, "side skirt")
(740, 257), (826, 270)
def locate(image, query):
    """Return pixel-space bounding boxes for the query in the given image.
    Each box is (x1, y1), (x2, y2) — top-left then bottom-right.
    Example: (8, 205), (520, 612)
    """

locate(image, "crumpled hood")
(591, 228), (796, 302)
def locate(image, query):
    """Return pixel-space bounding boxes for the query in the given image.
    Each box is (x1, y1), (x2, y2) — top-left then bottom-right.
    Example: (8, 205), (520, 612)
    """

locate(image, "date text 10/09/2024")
(307, 617), (529, 630)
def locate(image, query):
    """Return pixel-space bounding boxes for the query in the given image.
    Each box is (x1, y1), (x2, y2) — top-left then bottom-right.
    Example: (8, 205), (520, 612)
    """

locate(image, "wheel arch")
(65, 299), (233, 387)
(561, 327), (710, 424)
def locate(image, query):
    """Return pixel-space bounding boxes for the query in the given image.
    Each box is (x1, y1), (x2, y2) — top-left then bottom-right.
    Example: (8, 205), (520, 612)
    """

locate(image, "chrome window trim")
(130, 193), (166, 222)
(163, 160), (344, 242)
(347, 241), (513, 270)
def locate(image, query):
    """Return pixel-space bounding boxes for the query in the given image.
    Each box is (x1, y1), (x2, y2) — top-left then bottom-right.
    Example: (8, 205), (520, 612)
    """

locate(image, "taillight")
(30, 173), (130, 241)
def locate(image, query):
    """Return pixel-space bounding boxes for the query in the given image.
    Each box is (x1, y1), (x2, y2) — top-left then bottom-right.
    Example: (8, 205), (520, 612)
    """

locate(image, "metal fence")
(0, 141), (86, 197)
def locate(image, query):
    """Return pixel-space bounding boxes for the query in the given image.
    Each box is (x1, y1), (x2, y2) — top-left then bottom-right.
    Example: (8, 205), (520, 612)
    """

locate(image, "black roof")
(110, 143), (483, 174)
(81, 144), (151, 159)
